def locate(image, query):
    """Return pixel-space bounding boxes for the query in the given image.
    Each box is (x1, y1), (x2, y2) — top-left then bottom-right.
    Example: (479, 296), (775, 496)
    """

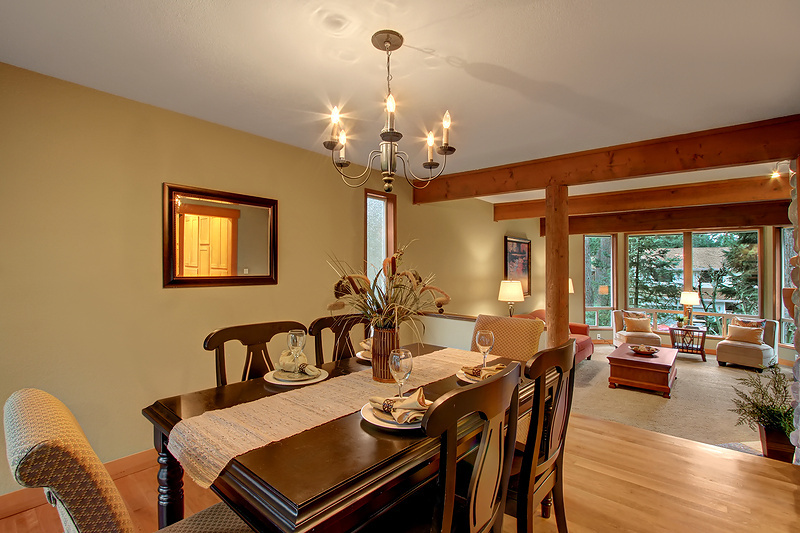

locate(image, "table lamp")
(498, 280), (525, 316)
(680, 291), (700, 324)
(598, 285), (609, 295)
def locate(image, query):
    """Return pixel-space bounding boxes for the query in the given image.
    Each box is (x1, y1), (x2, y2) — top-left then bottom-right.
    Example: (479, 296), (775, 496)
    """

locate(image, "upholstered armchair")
(514, 309), (594, 363)
(716, 318), (779, 370)
(611, 310), (662, 347)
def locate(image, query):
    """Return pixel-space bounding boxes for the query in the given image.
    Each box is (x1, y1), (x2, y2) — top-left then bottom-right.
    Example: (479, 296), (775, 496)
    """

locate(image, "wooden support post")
(545, 183), (570, 348)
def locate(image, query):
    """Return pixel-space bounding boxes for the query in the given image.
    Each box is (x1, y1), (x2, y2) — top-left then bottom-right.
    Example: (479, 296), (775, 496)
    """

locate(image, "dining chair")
(363, 362), (521, 533)
(308, 313), (371, 366)
(470, 314), (545, 362)
(506, 339), (576, 533)
(3, 388), (253, 533)
(203, 321), (306, 386)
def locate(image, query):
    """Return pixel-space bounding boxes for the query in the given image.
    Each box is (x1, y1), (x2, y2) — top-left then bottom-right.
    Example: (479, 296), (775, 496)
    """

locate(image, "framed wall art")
(504, 236), (531, 296)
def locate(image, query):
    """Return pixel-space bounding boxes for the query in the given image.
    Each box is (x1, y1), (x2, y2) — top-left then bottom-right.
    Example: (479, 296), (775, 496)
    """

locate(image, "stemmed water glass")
(287, 329), (306, 376)
(475, 330), (494, 368)
(389, 348), (413, 398)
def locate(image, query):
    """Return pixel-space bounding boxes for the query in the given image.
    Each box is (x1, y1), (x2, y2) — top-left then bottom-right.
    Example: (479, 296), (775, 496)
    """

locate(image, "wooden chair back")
(511, 339), (576, 533)
(422, 362), (521, 533)
(203, 321), (306, 386)
(308, 314), (371, 366)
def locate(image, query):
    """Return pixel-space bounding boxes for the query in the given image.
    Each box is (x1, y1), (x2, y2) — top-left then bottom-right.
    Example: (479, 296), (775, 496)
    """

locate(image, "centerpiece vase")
(372, 327), (399, 383)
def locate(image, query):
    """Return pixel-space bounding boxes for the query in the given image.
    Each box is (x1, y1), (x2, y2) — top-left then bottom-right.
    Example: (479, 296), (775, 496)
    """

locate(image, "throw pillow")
(623, 310), (647, 319)
(624, 316), (652, 332)
(726, 324), (764, 345)
(731, 317), (766, 330)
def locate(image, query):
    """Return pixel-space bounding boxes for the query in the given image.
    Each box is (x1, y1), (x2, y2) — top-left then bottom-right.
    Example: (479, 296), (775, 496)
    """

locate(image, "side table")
(669, 326), (707, 361)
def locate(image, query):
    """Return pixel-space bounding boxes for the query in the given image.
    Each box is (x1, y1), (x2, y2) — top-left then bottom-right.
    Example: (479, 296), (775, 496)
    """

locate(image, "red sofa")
(513, 309), (594, 364)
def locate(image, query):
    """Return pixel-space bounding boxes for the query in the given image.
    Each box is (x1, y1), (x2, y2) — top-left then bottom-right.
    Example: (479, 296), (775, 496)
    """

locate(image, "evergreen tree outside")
(627, 234), (682, 326)
(585, 236), (612, 326)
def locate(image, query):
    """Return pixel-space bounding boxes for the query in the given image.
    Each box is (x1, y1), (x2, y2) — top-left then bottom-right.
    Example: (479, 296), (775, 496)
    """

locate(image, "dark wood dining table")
(142, 344), (537, 532)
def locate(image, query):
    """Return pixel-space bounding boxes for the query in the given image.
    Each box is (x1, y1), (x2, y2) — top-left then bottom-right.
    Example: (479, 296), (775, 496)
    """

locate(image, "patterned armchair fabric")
(4, 388), (135, 533)
(470, 314), (545, 361)
(4, 388), (253, 533)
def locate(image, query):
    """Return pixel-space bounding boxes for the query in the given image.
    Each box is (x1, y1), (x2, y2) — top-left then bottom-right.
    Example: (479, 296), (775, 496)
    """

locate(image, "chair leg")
(552, 471), (568, 532)
(540, 493), (552, 518)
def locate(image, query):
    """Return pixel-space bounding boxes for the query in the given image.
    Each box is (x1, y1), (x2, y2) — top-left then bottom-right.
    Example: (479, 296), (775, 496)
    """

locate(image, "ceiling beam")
(413, 114), (800, 204)
(494, 175), (791, 221)
(538, 200), (791, 236)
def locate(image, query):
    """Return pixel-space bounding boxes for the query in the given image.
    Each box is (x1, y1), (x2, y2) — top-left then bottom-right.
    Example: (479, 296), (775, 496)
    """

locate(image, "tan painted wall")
(0, 63), (559, 496)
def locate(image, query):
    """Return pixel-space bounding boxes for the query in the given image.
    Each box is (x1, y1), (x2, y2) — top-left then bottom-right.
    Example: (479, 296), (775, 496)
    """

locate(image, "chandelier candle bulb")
(338, 130), (346, 160)
(427, 131), (434, 161)
(442, 110), (451, 145)
(386, 95), (396, 131)
(330, 106), (340, 141)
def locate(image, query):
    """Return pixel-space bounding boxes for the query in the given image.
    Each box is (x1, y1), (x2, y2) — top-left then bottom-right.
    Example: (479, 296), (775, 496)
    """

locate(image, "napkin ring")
(298, 363), (308, 374)
(382, 399), (396, 413)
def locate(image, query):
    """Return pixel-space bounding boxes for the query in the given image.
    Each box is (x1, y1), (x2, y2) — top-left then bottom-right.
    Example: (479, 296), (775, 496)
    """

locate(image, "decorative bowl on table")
(630, 344), (658, 356)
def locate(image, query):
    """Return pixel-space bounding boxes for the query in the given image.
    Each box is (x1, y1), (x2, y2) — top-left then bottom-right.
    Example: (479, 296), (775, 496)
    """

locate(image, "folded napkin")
(368, 388), (432, 424)
(277, 350), (321, 377)
(461, 363), (506, 381)
(359, 338), (373, 359)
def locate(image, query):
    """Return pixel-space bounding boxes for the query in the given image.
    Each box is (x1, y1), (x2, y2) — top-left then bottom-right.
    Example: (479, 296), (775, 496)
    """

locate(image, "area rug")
(714, 442), (762, 456)
(570, 344), (789, 446)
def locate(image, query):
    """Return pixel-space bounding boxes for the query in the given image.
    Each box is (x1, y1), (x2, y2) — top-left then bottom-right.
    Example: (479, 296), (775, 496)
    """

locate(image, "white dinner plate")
(264, 369), (328, 386)
(456, 370), (480, 384)
(355, 350), (372, 361)
(359, 403), (421, 430)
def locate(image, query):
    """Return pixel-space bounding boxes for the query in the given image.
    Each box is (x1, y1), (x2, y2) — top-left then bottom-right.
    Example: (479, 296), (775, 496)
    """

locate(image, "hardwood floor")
(2, 414), (798, 532)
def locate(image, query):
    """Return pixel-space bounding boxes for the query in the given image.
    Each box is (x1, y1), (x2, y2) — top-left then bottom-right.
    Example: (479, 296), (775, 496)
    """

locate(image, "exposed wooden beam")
(539, 200), (791, 235)
(494, 175), (791, 220)
(413, 114), (800, 204)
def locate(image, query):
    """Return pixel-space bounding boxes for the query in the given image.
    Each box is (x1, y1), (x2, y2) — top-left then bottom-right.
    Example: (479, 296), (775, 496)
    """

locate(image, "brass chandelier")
(323, 30), (456, 192)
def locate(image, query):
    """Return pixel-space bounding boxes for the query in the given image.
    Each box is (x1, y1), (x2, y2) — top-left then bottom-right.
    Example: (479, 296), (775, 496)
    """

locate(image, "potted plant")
(676, 316), (684, 328)
(327, 243), (450, 382)
(730, 366), (796, 462)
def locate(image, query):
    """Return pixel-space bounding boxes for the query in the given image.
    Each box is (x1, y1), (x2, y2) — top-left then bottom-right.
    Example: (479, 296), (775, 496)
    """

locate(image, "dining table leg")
(154, 429), (184, 527)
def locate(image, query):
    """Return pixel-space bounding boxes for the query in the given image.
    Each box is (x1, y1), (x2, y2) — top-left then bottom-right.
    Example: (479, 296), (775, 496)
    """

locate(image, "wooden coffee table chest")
(608, 344), (678, 398)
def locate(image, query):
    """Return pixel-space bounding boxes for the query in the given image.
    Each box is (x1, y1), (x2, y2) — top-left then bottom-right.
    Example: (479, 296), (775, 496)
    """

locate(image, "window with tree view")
(625, 231), (760, 334)
(781, 226), (795, 345)
(585, 236), (613, 327)
(692, 231), (759, 335)
(627, 234), (683, 329)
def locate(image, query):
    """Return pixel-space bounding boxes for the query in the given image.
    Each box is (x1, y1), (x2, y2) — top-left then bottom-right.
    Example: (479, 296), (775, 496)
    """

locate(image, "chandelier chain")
(386, 48), (392, 96)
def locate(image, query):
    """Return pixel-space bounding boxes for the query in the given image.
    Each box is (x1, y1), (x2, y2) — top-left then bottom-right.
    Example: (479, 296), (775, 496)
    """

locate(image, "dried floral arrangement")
(327, 243), (450, 331)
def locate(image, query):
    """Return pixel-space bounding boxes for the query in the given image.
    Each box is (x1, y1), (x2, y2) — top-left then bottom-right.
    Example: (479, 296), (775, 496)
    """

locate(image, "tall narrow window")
(780, 226), (795, 345)
(584, 235), (614, 327)
(365, 190), (396, 284)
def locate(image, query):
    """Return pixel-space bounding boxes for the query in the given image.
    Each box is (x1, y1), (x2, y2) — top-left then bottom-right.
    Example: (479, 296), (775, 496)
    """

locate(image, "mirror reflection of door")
(177, 204), (239, 277)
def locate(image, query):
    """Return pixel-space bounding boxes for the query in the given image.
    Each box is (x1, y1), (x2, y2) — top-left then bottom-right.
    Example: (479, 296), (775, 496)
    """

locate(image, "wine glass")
(475, 330), (494, 368)
(287, 329), (306, 375)
(389, 348), (413, 398)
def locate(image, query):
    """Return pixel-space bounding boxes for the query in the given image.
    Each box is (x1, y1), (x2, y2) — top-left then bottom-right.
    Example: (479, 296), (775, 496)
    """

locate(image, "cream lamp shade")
(680, 291), (700, 323)
(498, 280), (525, 316)
(598, 285), (610, 295)
(680, 291), (700, 306)
(568, 278), (574, 294)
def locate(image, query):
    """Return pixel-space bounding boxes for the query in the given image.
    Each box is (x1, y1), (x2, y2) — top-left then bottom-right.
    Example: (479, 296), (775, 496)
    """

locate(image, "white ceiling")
(1, 1), (798, 201)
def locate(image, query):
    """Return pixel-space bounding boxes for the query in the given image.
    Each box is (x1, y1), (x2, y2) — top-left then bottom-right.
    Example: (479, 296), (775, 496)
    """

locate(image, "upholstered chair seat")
(716, 319), (778, 370)
(611, 310), (662, 347)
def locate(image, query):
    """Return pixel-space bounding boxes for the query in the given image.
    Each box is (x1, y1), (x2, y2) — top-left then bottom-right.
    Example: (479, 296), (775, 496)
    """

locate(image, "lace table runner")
(168, 347), (485, 488)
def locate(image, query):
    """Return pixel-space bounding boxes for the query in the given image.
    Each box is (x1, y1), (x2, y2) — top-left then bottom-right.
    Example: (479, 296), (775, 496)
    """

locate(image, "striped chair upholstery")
(470, 314), (545, 361)
(4, 388), (252, 533)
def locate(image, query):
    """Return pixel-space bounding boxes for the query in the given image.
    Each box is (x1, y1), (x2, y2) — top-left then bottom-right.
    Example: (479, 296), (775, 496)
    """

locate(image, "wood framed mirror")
(163, 183), (278, 287)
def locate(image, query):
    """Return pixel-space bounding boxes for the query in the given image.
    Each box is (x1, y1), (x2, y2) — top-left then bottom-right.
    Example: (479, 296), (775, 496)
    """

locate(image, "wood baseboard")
(0, 448), (156, 520)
